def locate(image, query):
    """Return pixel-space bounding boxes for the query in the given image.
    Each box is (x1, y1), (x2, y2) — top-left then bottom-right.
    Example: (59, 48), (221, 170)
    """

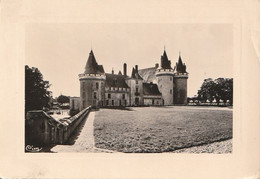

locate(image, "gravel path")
(51, 112), (115, 153)
(172, 139), (232, 153)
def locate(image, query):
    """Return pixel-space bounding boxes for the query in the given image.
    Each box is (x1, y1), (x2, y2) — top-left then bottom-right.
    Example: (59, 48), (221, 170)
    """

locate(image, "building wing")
(105, 73), (130, 88)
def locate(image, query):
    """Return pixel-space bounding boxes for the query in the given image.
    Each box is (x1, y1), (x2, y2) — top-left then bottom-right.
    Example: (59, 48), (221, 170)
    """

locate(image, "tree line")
(188, 78), (233, 106)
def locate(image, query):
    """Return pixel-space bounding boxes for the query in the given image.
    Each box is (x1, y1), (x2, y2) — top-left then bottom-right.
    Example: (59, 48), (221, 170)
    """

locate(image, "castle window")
(112, 100), (114, 106)
(122, 94), (125, 99)
(170, 89), (172, 94)
(96, 82), (99, 89)
(106, 100), (109, 106)
(136, 80), (138, 84)
(94, 92), (97, 99)
(136, 88), (138, 93)
(108, 94), (111, 99)
(119, 100), (121, 106)
(125, 100), (127, 106)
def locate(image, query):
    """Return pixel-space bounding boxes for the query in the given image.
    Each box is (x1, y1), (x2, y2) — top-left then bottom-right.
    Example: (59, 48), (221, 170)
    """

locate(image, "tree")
(197, 77), (233, 106)
(224, 78), (233, 105)
(25, 65), (51, 114)
(214, 78), (225, 105)
(197, 78), (215, 104)
(57, 95), (70, 104)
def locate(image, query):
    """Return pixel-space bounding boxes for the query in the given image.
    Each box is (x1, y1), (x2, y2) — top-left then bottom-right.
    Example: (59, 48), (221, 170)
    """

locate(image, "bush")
(69, 109), (79, 117)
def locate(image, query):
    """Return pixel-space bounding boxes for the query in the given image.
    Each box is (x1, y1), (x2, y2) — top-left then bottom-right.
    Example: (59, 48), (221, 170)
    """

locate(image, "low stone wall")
(25, 106), (91, 146)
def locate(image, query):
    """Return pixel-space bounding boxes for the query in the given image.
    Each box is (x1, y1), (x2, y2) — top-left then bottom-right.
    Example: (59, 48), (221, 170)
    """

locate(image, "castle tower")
(155, 50), (175, 105)
(126, 65), (144, 106)
(173, 53), (188, 105)
(78, 50), (106, 110)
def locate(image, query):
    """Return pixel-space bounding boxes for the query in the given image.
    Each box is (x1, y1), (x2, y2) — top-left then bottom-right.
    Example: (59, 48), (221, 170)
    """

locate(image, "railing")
(25, 106), (92, 146)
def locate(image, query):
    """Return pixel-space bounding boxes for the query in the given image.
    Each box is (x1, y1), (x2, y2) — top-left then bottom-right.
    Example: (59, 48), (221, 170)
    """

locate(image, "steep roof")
(130, 68), (143, 80)
(105, 73), (130, 88)
(161, 50), (172, 69)
(138, 67), (157, 83)
(176, 55), (187, 73)
(84, 50), (105, 74)
(143, 83), (161, 96)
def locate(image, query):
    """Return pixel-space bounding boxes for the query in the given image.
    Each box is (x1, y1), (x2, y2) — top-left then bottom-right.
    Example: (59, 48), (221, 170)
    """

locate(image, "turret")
(173, 53), (188, 105)
(155, 50), (175, 105)
(79, 50), (106, 110)
(125, 65), (144, 106)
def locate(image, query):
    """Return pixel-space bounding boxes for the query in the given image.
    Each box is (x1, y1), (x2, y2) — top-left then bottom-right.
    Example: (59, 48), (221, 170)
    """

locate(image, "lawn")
(94, 106), (233, 153)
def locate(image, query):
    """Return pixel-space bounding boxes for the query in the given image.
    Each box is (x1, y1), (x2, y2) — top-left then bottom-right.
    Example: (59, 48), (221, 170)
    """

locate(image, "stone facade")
(104, 88), (130, 107)
(70, 97), (80, 111)
(125, 67), (144, 106)
(173, 75), (188, 104)
(78, 49), (188, 109)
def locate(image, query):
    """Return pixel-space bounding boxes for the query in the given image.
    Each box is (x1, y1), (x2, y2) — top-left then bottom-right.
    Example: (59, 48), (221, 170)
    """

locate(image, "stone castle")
(77, 49), (188, 110)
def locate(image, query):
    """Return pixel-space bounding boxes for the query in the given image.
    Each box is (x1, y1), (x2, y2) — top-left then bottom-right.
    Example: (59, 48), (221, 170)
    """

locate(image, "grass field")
(94, 106), (232, 153)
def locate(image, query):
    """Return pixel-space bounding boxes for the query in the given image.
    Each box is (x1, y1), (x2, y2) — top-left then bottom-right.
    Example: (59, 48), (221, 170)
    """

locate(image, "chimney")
(123, 63), (127, 76)
(135, 65), (138, 72)
(155, 63), (159, 68)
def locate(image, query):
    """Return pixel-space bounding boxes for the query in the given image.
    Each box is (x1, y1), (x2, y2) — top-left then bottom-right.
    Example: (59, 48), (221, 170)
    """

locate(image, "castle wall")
(104, 88), (130, 107)
(143, 96), (162, 106)
(80, 78), (105, 110)
(70, 97), (80, 111)
(156, 73), (174, 105)
(173, 76), (188, 104)
(126, 79), (144, 106)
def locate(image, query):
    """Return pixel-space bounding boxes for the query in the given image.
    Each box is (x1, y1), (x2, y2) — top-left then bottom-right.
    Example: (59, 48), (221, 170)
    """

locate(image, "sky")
(25, 23), (233, 98)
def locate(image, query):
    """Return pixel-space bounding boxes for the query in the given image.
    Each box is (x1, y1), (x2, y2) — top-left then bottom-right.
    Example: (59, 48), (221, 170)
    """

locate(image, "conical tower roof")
(161, 50), (172, 69)
(84, 50), (104, 74)
(176, 54), (187, 73)
(131, 67), (143, 80)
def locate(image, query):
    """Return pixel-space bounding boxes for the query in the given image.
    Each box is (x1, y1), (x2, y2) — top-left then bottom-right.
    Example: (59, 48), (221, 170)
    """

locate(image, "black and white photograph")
(25, 23), (233, 153)
(1, 0), (260, 178)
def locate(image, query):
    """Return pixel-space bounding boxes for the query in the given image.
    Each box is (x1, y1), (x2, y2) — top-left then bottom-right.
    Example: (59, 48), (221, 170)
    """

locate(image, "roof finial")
(164, 45), (166, 51)
(179, 50), (181, 57)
